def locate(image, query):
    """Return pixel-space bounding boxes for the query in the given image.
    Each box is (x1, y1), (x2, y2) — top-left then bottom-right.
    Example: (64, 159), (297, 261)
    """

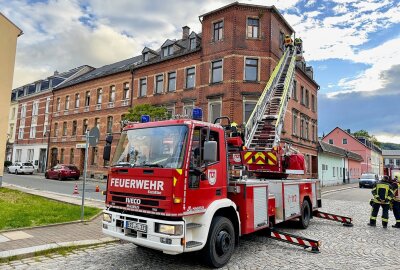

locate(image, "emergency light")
(192, 108), (202, 121)
(140, 115), (150, 123)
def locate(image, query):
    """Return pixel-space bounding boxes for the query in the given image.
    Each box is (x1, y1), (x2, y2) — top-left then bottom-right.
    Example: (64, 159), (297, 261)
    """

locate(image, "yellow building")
(0, 13), (22, 186)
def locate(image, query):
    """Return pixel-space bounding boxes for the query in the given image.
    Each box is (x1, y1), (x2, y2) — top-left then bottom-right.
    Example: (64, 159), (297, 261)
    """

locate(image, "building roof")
(0, 12), (23, 36)
(56, 33), (202, 90)
(318, 140), (363, 162)
(382, 150), (400, 156)
(199, 2), (295, 33)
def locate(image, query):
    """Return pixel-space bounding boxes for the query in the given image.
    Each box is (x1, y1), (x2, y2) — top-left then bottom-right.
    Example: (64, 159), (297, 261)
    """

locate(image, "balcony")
(63, 110), (69, 115)
(121, 99), (129, 106)
(84, 106), (90, 112)
(108, 102), (115, 108)
(96, 104), (102, 110)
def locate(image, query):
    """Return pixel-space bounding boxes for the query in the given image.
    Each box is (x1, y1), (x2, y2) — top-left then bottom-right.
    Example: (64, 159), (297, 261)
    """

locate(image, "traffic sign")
(88, 127), (100, 147)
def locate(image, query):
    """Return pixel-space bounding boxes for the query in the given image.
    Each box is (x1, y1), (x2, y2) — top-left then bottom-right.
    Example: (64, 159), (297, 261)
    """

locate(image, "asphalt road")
(2, 173), (106, 201)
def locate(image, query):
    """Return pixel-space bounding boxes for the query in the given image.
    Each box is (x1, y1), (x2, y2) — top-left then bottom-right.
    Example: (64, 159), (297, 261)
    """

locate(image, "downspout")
(130, 66), (135, 108)
(46, 88), (55, 170)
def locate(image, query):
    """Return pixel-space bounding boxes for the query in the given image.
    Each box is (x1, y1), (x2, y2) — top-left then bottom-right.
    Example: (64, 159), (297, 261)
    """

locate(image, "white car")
(7, 162), (35, 175)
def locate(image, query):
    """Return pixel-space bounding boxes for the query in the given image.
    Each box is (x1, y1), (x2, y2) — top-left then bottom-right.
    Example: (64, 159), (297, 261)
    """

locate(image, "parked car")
(7, 162), (35, 175)
(45, 164), (80, 180)
(359, 173), (378, 188)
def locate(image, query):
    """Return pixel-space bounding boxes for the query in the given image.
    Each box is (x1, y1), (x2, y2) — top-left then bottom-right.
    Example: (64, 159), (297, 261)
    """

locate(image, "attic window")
(143, 52), (149, 62)
(163, 45), (173, 57)
(189, 37), (196, 50)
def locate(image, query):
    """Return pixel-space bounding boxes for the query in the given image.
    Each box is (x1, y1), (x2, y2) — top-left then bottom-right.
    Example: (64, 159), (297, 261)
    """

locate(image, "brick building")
(12, 66), (93, 172)
(49, 2), (319, 179)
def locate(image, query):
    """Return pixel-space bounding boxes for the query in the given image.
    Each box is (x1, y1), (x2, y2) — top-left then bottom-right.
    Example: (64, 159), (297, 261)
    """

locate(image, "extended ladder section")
(244, 48), (296, 149)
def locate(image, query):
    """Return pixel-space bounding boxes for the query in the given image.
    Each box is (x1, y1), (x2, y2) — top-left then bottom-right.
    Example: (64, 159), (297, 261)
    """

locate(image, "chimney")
(182, 26), (190, 39)
(346, 129), (351, 134)
(54, 70), (59, 76)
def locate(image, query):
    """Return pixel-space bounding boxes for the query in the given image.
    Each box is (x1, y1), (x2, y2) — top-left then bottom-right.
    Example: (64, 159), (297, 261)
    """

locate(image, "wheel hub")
(216, 230), (232, 256)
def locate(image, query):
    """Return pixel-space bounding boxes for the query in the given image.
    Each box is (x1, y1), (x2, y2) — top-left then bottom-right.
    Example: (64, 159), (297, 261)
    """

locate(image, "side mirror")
(203, 141), (217, 162)
(103, 145), (111, 161)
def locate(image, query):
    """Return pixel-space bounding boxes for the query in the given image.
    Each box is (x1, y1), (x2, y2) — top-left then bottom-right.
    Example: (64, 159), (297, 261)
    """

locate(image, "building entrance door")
(50, 148), (58, 168)
(39, 148), (47, 172)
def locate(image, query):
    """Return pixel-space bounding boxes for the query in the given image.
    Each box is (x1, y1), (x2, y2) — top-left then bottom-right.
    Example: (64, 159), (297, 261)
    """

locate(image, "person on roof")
(368, 175), (395, 228)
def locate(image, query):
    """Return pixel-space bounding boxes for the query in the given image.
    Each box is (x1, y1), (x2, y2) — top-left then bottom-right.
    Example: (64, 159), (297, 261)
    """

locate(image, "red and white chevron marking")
(315, 212), (352, 223)
(271, 231), (318, 248)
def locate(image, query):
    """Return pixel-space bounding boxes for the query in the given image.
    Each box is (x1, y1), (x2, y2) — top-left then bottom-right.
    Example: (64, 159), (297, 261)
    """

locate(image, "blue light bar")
(192, 108), (202, 121)
(140, 115), (150, 123)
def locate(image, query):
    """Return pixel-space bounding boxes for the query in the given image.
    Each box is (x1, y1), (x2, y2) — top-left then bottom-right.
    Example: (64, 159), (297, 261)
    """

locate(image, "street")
(2, 173), (106, 201)
(2, 186), (400, 270)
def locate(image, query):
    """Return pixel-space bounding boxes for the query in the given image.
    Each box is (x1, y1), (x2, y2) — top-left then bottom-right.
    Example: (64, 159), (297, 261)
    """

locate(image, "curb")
(322, 184), (358, 195)
(0, 237), (119, 260)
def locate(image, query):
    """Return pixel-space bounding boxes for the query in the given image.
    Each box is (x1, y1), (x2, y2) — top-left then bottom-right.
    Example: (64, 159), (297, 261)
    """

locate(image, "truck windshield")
(112, 125), (188, 169)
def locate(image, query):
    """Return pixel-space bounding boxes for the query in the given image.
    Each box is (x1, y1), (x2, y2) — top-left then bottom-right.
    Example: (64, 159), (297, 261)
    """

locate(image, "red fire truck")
(101, 48), (352, 268)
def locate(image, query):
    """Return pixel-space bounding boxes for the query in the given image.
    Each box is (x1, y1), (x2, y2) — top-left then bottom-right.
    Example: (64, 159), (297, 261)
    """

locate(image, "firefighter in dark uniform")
(368, 176), (394, 228)
(391, 176), (400, 228)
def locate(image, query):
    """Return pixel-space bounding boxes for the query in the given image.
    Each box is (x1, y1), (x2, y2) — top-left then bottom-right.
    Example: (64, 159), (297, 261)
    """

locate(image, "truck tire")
(202, 216), (235, 268)
(299, 200), (311, 229)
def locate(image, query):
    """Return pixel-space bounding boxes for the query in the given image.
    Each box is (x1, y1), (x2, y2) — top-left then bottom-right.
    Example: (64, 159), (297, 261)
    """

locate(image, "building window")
(139, 78), (147, 97)
(65, 96), (70, 110)
(72, 120), (77, 136)
(27, 149), (34, 162)
(123, 82), (130, 100)
(83, 119), (88, 134)
(300, 118), (304, 138)
(61, 122), (67, 136)
(29, 126), (36, 139)
(189, 37), (196, 50)
(95, 118), (100, 128)
(75, 93), (80, 108)
(208, 100), (222, 123)
(60, 149), (64, 164)
(97, 89), (102, 104)
(15, 149), (22, 162)
(279, 32), (285, 51)
(53, 123), (58, 137)
(305, 121), (309, 140)
(311, 95), (316, 112)
(9, 124), (14, 138)
(18, 127), (24, 139)
(45, 98), (51, 113)
(186, 67), (195, 89)
(300, 86), (305, 105)
(247, 18), (259, 38)
(56, 98), (61, 111)
(11, 107), (16, 119)
(91, 147), (98, 165)
(343, 138), (347, 144)
(32, 101), (39, 116)
(243, 100), (256, 123)
(167, 72), (176, 92)
(70, 148), (74, 164)
(333, 166), (335, 177)
(245, 58), (258, 81)
(155, 74), (164, 94)
(20, 104), (27, 118)
(213, 20), (223, 41)
(211, 60), (223, 83)
(109, 85), (116, 103)
(166, 105), (175, 118)
(329, 139), (333, 144)
(107, 116), (113, 134)
(305, 89), (309, 108)
(292, 80), (297, 100)
(183, 102), (194, 116)
(85, 91), (91, 107)
(293, 112), (298, 135)
(163, 45), (174, 57)
(143, 52), (149, 62)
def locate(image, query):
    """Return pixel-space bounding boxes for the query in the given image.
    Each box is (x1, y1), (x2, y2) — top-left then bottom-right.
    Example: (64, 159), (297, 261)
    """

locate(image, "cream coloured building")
(0, 13), (22, 186)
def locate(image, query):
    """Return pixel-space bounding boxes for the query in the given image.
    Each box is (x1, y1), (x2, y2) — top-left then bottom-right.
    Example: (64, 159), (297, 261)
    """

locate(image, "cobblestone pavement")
(1, 197), (400, 270)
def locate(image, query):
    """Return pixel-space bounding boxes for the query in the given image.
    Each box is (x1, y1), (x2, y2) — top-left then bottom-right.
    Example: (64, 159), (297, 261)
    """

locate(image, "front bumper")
(102, 210), (185, 254)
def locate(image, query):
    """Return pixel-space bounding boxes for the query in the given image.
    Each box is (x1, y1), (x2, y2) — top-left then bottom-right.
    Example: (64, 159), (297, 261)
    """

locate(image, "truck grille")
(109, 191), (167, 213)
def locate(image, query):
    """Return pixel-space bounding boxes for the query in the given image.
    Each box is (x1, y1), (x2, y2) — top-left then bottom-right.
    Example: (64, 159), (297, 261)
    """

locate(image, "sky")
(1, 0), (400, 144)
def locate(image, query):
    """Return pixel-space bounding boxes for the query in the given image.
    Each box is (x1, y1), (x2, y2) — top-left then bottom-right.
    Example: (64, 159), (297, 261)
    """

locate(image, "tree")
(123, 104), (169, 122)
(352, 129), (382, 148)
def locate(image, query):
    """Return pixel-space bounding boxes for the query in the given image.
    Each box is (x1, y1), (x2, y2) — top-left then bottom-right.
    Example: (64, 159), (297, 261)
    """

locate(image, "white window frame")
(185, 66), (196, 89)
(29, 126), (36, 139)
(139, 77), (148, 97)
(15, 149), (22, 162)
(154, 73), (164, 94)
(210, 59), (223, 84)
(243, 98), (257, 124)
(243, 57), (260, 82)
(246, 16), (260, 39)
(45, 97), (51, 113)
(18, 127), (24, 139)
(183, 101), (195, 117)
(208, 98), (222, 123)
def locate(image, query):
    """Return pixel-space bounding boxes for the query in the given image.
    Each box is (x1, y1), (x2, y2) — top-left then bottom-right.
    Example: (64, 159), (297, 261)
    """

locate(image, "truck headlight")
(103, 213), (112, 223)
(155, 223), (183, 235)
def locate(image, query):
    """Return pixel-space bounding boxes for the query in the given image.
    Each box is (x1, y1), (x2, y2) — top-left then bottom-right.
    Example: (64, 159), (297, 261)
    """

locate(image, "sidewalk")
(0, 181), (357, 262)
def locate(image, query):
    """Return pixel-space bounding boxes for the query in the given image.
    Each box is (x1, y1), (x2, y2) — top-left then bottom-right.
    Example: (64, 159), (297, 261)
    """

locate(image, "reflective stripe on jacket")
(372, 181), (394, 204)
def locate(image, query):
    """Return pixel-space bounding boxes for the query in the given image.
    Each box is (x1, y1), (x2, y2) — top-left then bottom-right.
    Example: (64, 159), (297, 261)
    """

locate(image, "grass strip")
(0, 188), (101, 230)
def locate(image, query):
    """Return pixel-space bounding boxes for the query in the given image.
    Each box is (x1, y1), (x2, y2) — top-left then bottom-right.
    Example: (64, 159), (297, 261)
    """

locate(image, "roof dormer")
(142, 47), (158, 62)
(188, 31), (200, 50)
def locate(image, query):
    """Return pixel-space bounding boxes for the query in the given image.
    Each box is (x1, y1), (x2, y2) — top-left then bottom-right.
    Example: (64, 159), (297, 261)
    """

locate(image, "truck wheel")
(202, 216), (235, 268)
(299, 200), (311, 229)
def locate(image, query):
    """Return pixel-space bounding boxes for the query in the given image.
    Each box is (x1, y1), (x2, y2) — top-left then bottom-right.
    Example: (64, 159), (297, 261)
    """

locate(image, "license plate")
(125, 221), (147, 232)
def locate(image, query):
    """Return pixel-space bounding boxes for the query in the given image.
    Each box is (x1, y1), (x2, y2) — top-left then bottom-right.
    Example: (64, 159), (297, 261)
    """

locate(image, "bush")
(4, 160), (12, 167)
